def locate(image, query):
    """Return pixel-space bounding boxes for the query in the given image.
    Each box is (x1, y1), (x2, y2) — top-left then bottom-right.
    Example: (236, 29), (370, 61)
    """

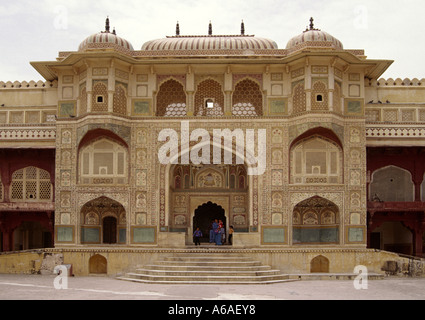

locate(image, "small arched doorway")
(89, 254), (107, 274)
(103, 216), (117, 244)
(311, 255), (330, 273)
(193, 202), (226, 243)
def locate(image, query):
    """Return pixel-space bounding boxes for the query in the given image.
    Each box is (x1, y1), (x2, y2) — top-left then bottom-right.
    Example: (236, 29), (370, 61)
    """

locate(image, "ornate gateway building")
(0, 17), (424, 276)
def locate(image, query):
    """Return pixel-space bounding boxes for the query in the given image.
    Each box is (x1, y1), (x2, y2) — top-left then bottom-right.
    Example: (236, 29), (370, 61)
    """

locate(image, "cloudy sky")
(0, 0), (424, 81)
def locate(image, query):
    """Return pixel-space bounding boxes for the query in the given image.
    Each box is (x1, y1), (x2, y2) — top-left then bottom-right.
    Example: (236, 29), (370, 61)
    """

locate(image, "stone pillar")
(108, 65), (116, 113)
(1, 228), (13, 252)
(187, 92), (194, 116)
(86, 67), (93, 112)
(328, 68), (335, 112)
(305, 64), (312, 111)
(413, 227), (424, 257)
(224, 91), (232, 116)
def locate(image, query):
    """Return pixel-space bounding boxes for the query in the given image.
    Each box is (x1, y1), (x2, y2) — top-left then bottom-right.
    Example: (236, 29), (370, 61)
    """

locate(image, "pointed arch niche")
(293, 196), (340, 245)
(232, 78), (263, 116)
(370, 166), (414, 202)
(156, 78), (187, 117)
(163, 140), (254, 243)
(80, 196), (126, 245)
(78, 130), (129, 185)
(290, 134), (343, 185)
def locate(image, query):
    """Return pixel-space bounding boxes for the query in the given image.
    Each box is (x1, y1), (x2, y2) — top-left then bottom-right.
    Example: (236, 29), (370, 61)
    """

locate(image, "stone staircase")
(117, 254), (295, 285)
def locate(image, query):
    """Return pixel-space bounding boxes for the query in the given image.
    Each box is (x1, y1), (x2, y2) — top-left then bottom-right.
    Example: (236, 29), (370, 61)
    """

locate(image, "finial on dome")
(241, 20), (245, 35)
(309, 17), (314, 30)
(105, 16), (110, 33)
(304, 17), (320, 32)
(112, 27), (116, 35)
(176, 21), (180, 36)
(208, 21), (212, 35)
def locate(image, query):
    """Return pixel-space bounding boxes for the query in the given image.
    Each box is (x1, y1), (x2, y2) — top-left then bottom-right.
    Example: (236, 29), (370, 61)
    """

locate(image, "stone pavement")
(0, 274), (424, 300)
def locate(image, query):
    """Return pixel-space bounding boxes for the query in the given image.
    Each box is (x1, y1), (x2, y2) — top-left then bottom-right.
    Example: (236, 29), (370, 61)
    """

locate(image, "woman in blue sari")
(212, 219), (221, 245)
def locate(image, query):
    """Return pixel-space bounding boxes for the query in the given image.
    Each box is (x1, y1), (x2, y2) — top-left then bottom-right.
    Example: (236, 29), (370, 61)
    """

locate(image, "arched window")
(311, 81), (328, 111)
(232, 79), (263, 116)
(92, 82), (108, 112)
(79, 138), (128, 185)
(10, 167), (53, 202)
(370, 166), (414, 202)
(291, 136), (342, 184)
(156, 79), (187, 117)
(195, 79), (224, 116)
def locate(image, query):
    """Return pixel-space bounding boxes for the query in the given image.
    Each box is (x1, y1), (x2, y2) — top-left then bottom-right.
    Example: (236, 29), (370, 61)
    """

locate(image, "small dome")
(286, 18), (343, 51)
(78, 18), (134, 53)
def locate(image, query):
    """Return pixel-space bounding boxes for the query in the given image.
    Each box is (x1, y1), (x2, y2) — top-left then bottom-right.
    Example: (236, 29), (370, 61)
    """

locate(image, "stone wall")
(1, 248), (423, 278)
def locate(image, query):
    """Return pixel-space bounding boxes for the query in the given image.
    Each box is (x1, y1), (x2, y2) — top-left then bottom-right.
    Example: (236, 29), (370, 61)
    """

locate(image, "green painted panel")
(270, 100), (286, 114)
(57, 227), (73, 242)
(347, 101), (362, 114)
(59, 103), (75, 117)
(293, 227), (339, 244)
(119, 228), (126, 243)
(348, 227), (364, 242)
(81, 228), (100, 243)
(133, 227), (156, 243)
(263, 228), (285, 244)
(134, 101), (150, 114)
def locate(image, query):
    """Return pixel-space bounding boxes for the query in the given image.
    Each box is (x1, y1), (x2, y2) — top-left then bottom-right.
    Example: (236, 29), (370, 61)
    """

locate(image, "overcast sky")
(0, 0), (424, 81)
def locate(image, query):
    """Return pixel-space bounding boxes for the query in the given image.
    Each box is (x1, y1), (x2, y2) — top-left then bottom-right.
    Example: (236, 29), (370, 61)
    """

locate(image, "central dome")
(142, 21), (278, 51)
(142, 35), (278, 51)
(286, 18), (343, 51)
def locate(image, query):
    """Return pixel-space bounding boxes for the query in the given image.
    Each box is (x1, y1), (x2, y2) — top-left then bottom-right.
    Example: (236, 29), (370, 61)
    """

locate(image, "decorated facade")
(0, 17), (424, 271)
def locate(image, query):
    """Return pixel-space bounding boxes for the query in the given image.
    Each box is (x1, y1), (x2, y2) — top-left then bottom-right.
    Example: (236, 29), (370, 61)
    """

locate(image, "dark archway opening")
(103, 216), (117, 244)
(193, 202), (226, 243)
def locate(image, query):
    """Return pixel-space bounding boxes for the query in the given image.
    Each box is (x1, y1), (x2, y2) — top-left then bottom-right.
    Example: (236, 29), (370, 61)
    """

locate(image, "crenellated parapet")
(367, 78), (425, 87)
(0, 80), (58, 89)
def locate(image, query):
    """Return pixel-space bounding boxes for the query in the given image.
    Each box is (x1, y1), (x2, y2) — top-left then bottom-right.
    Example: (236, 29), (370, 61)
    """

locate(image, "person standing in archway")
(209, 219), (215, 243)
(228, 225), (234, 245)
(212, 219), (221, 245)
(219, 219), (225, 244)
(193, 227), (202, 246)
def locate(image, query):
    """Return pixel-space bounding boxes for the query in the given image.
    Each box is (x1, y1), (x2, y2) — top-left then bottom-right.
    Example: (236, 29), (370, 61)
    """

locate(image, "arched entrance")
(80, 197), (126, 245)
(193, 202), (226, 243)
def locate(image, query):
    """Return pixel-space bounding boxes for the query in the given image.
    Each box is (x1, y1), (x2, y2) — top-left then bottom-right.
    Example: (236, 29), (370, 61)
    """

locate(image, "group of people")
(192, 219), (234, 246)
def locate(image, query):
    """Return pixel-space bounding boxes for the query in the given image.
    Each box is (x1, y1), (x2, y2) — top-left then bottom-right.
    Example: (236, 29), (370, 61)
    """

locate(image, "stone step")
(154, 260), (263, 267)
(118, 253), (294, 285)
(117, 276), (297, 285)
(143, 264), (272, 272)
(288, 273), (385, 281)
(163, 255), (253, 262)
(134, 268), (282, 277)
(121, 273), (291, 283)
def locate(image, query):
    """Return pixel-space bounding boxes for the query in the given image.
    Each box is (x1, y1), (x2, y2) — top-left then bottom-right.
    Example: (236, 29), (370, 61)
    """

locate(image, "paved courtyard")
(0, 274), (424, 300)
